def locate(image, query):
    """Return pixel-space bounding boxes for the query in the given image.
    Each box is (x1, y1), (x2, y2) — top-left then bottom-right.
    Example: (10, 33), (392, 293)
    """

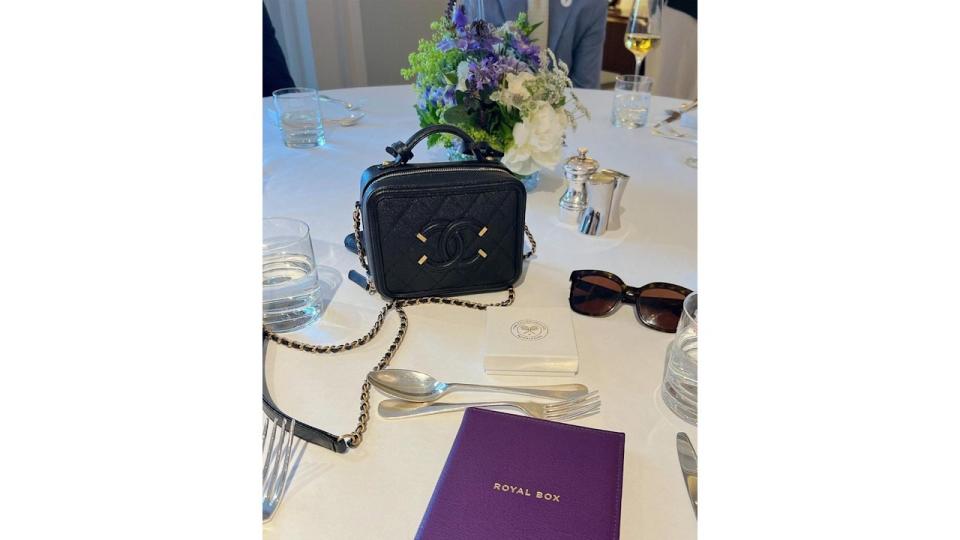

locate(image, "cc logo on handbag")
(416, 219), (490, 269)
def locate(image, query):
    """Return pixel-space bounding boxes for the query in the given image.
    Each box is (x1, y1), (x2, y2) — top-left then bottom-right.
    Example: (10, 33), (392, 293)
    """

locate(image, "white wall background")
(267, 0), (445, 90)
(358, 0), (446, 86)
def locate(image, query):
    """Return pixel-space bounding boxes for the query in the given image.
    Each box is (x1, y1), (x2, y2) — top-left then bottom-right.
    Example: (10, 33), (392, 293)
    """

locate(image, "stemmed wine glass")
(624, 0), (665, 77)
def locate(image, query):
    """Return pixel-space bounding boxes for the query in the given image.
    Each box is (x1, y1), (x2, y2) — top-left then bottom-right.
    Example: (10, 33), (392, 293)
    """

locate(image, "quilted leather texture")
(362, 169), (525, 299)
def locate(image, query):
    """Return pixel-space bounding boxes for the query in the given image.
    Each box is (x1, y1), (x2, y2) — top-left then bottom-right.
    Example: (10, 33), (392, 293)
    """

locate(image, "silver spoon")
(318, 94), (360, 110)
(367, 369), (589, 403)
(323, 111), (365, 127)
(336, 111), (365, 126)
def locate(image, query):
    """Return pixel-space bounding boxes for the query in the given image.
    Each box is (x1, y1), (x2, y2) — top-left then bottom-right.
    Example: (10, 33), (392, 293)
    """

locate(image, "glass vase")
(446, 147), (541, 192)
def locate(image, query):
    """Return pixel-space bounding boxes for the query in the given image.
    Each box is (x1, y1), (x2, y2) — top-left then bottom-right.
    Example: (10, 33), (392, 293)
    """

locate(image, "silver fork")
(262, 415), (296, 523)
(378, 391), (601, 421)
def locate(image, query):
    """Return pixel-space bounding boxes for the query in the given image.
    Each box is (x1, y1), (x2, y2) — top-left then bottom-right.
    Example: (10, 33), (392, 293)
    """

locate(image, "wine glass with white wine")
(624, 0), (665, 77)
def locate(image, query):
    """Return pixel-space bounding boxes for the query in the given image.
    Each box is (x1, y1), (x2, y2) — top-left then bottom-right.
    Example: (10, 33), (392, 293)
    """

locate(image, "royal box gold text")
(492, 482), (560, 502)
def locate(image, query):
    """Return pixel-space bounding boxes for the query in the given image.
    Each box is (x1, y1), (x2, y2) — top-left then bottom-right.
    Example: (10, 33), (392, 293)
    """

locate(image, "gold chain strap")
(266, 203), (531, 449)
(523, 224), (537, 259)
(264, 289), (514, 448)
(264, 303), (409, 448)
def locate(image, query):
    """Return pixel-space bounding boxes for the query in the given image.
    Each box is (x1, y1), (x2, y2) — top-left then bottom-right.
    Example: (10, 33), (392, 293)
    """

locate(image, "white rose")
(502, 102), (568, 175)
(456, 61), (470, 92)
(503, 71), (535, 100)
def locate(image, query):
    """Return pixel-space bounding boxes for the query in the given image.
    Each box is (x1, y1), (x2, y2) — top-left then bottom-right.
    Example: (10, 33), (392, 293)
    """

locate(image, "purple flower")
(422, 84), (457, 107)
(440, 86), (456, 106)
(495, 55), (527, 75)
(441, 15), (502, 54)
(452, 5), (468, 30)
(462, 55), (527, 93)
(466, 20), (501, 52)
(467, 58), (499, 91)
(509, 34), (541, 69)
(437, 37), (456, 51)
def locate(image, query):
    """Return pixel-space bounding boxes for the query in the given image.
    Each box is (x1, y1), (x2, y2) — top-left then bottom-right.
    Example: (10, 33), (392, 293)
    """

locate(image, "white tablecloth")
(263, 85), (697, 539)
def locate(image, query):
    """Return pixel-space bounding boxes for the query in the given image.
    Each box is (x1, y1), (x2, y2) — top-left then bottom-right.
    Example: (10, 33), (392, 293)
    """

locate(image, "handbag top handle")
(384, 124), (504, 166)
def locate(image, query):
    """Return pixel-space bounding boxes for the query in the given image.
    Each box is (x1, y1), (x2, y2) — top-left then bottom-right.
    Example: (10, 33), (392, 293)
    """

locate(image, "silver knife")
(652, 99), (698, 129)
(676, 432), (698, 518)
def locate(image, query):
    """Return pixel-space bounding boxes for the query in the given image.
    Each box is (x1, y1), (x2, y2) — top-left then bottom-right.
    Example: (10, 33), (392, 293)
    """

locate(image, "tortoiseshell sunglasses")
(568, 270), (693, 333)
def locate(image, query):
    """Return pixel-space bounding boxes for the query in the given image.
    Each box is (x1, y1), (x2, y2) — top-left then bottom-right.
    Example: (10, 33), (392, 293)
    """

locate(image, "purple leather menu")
(415, 408), (625, 540)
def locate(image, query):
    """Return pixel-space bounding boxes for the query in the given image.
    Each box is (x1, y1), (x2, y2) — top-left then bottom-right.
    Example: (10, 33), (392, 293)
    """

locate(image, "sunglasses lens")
(570, 275), (622, 316)
(636, 288), (688, 332)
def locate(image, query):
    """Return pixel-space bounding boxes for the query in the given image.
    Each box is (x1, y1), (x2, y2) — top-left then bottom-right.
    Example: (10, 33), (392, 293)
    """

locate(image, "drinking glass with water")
(662, 292), (697, 425)
(272, 88), (325, 148)
(263, 218), (332, 333)
(611, 75), (653, 129)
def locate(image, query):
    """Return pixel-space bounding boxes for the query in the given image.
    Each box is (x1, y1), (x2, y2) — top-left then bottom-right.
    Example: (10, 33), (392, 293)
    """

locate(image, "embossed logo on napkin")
(510, 319), (548, 341)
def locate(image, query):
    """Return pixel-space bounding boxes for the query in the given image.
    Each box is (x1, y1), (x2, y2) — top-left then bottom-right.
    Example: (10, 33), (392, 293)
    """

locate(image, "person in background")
(480, 0), (607, 89)
(263, 4), (295, 97)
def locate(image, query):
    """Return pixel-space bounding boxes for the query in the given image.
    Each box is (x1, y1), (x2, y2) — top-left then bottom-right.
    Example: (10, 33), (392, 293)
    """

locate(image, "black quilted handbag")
(350, 124), (536, 299)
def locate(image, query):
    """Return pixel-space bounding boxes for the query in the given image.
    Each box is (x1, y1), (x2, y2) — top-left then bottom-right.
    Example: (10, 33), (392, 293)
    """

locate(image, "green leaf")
(441, 105), (471, 126)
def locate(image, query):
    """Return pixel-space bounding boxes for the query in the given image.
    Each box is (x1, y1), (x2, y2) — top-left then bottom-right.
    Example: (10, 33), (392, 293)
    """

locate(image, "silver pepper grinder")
(559, 147), (599, 226)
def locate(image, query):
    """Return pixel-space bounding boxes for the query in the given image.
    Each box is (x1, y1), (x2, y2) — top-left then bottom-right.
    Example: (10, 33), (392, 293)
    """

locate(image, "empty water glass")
(611, 75), (653, 129)
(263, 218), (330, 333)
(272, 88), (325, 148)
(661, 292), (697, 425)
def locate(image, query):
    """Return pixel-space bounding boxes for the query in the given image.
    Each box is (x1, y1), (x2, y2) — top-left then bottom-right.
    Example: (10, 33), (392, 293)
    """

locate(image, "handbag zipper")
(364, 165), (516, 198)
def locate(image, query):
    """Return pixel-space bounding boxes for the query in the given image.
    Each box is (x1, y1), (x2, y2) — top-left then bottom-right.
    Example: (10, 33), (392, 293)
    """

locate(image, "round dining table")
(263, 85), (697, 539)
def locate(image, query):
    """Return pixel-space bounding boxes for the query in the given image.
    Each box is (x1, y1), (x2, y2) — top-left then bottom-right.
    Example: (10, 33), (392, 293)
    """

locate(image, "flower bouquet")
(401, 2), (588, 186)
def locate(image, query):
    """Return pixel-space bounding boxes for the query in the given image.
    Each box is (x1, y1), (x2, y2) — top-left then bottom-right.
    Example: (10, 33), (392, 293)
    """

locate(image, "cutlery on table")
(378, 391), (601, 420)
(655, 99), (698, 127)
(676, 432), (698, 518)
(318, 94), (363, 110)
(651, 99), (698, 139)
(263, 415), (296, 523)
(367, 369), (590, 403)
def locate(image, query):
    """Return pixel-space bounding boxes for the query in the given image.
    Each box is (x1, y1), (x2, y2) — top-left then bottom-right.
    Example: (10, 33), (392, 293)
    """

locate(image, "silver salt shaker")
(559, 147), (599, 226)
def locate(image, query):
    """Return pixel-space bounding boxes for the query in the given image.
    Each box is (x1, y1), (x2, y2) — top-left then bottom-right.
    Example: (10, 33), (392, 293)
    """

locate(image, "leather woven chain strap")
(263, 204), (535, 450)
(264, 301), (410, 449)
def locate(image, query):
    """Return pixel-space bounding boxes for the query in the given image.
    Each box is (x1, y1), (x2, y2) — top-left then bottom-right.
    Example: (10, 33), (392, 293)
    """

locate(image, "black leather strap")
(262, 334), (349, 453)
(385, 124), (504, 165)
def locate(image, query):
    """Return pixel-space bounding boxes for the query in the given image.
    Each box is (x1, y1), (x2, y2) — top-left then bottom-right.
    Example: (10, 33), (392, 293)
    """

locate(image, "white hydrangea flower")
(502, 101), (568, 176)
(503, 72), (535, 100)
(456, 61), (470, 92)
